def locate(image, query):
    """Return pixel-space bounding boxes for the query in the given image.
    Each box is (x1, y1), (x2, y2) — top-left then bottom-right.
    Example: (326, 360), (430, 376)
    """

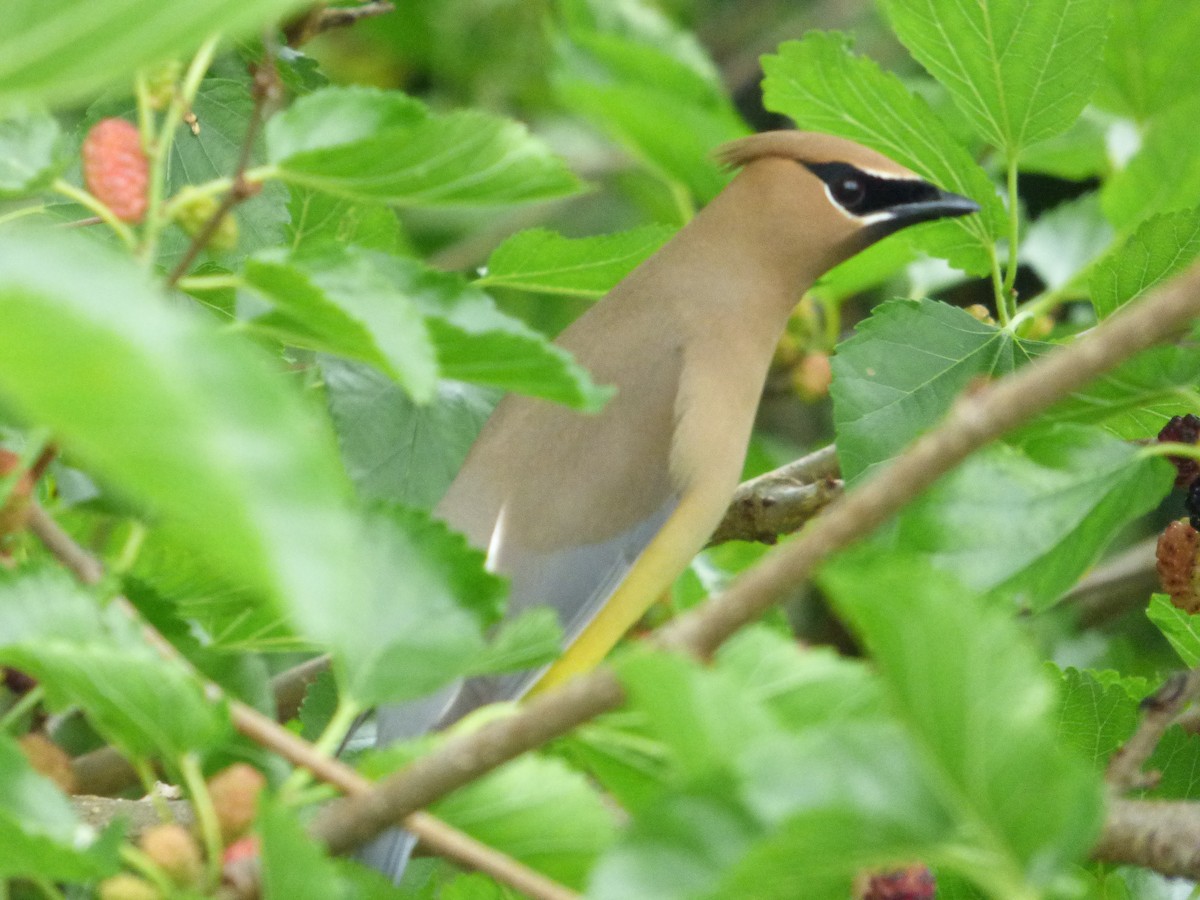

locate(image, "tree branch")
(708, 444), (841, 545)
(27, 507), (576, 900)
(308, 261), (1200, 868)
(1107, 670), (1200, 793)
(1095, 799), (1200, 877)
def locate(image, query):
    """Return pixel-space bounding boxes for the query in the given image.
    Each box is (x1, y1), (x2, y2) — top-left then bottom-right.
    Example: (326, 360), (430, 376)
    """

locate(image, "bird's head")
(715, 131), (980, 281)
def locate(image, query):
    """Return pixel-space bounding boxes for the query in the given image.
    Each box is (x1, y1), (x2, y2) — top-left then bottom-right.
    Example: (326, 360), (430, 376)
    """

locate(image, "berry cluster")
(1155, 415), (1200, 612)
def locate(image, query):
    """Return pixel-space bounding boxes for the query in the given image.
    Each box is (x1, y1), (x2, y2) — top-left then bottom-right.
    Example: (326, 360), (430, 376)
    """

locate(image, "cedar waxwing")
(365, 130), (979, 877)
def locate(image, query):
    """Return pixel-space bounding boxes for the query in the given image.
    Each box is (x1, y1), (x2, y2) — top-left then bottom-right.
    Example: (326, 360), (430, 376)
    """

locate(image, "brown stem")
(165, 55), (278, 287)
(1106, 670), (1200, 792)
(28, 507), (575, 900)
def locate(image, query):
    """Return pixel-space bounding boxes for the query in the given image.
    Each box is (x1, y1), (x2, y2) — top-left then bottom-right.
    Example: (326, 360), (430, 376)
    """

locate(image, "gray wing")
(435, 495), (677, 725)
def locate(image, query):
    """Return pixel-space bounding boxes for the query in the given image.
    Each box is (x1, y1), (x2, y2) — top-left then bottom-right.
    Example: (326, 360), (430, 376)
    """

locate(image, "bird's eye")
(832, 176), (866, 209)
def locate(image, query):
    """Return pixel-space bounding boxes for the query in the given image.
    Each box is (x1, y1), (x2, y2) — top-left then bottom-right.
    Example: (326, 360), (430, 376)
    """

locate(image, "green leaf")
(477, 225), (674, 298)
(1147, 593), (1200, 667)
(1089, 207), (1200, 318)
(268, 86), (582, 207)
(0, 733), (120, 879)
(761, 32), (1004, 277)
(245, 248), (439, 402)
(555, 31), (745, 205)
(831, 299), (1023, 482)
(0, 103), (61, 196)
(367, 253), (613, 410)
(714, 627), (883, 733)
(1017, 114), (1110, 181)
(879, 0), (1111, 155)
(432, 754), (617, 888)
(719, 724), (952, 900)
(1054, 668), (1141, 770)
(0, 229), (362, 631)
(260, 797), (344, 900)
(0, 568), (230, 759)
(0, 0), (308, 109)
(1097, 0), (1200, 121)
(886, 425), (1171, 609)
(823, 554), (1104, 895)
(466, 607), (563, 676)
(1042, 345), (1200, 440)
(322, 358), (495, 510)
(1102, 96), (1200, 229)
(286, 186), (403, 254)
(591, 648), (951, 900)
(307, 504), (503, 707)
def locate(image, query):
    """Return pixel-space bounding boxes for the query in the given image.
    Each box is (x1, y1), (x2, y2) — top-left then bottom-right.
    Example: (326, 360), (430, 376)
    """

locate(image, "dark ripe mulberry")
(1157, 414), (1200, 488)
(858, 865), (936, 900)
(1157, 519), (1200, 613)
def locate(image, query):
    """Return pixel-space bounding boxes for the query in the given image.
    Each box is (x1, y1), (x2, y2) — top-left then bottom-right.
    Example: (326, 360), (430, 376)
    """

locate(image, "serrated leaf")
(432, 754), (617, 888)
(0, 0), (308, 109)
(0, 103), (61, 196)
(879, 0), (1111, 155)
(308, 504), (503, 707)
(1102, 96), (1200, 229)
(268, 86), (582, 207)
(477, 225), (674, 298)
(714, 628), (883, 732)
(245, 248), (438, 402)
(1147, 593), (1200, 667)
(1017, 114), (1110, 181)
(0, 229), (362, 633)
(823, 554), (1104, 894)
(260, 798), (343, 900)
(298, 669), (338, 740)
(286, 186), (402, 254)
(0, 568), (230, 759)
(1042, 345), (1200, 440)
(1054, 667), (1140, 769)
(886, 425), (1171, 609)
(467, 607), (562, 676)
(1097, 0), (1200, 121)
(366, 253), (613, 410)
(761, 32), (1003, 277)
(831, 299), (1024, 482)
(1089, 207), (1200, 318)
(322, 358), (495, 510)
(592, 649), (951, 900)
(718, 724), (952, 900)
(555, 30), (746, 204)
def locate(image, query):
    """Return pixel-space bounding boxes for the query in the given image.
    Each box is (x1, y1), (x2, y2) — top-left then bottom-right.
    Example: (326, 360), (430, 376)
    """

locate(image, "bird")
(364, 130), (980, 877)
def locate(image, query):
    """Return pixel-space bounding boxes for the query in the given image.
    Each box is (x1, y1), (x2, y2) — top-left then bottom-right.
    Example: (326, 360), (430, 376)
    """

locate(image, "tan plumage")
(366, 130), (978, 876)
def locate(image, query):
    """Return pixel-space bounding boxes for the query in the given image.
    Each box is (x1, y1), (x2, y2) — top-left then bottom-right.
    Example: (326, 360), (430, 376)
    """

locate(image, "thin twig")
(308, 261), (1200, 864)
(284, 2), (396, 47)
(28, 506), (576, 900)
(56, 216), (104, 229)
(1061, 536), (1159, 627)
(165, 55), (278, 287)
(1106, 670), (1200, 793)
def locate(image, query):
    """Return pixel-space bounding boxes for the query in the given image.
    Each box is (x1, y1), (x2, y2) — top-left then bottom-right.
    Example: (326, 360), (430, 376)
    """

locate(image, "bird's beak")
(891, 188), (981, 226)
